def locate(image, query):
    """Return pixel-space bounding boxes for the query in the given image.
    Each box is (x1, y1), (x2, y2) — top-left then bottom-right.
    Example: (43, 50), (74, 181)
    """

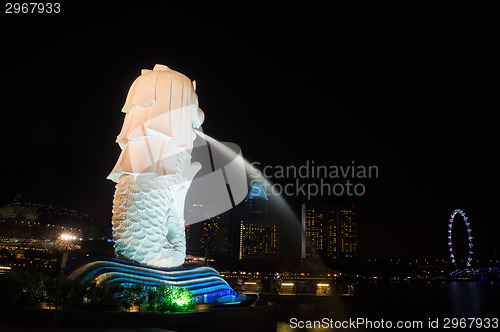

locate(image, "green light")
(154, 285), (194, 313)
(170, 287), (193, 309)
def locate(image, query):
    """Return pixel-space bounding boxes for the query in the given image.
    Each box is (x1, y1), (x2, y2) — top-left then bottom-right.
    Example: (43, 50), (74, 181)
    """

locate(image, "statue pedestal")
(65, 256), (243, 304)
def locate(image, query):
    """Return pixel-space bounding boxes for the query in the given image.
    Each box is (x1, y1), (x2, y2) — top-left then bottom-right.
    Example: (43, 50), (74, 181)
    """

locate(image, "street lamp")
(53, 233), (77, 326)
(60, 233), (77, 241)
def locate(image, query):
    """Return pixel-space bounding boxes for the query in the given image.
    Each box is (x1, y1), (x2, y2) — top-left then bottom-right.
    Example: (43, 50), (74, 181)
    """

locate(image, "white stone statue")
(107, 64), (204, 268)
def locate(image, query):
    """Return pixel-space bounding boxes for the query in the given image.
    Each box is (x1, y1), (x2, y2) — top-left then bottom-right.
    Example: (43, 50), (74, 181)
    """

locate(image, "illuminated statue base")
(65, 256), (243, 304)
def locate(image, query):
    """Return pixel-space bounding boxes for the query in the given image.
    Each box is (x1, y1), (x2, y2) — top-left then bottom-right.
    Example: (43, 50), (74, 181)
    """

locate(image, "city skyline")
(0, 2), (498, 265)
(302, 204), (357, 260)
(6, 183), (495, 275)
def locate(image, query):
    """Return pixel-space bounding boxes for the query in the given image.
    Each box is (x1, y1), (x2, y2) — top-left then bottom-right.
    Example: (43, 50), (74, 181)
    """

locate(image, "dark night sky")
(0, 2), (498, 262)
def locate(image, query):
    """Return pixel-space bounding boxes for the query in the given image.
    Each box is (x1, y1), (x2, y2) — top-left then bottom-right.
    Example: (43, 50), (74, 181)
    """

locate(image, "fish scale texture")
(112, 174), (186, 268)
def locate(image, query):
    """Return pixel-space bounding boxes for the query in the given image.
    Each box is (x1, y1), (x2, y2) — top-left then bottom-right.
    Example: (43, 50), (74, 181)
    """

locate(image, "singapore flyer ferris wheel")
(448, 209), (473, 267)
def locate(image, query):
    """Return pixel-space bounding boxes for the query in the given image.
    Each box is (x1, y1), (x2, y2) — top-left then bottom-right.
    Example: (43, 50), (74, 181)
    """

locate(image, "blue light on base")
(65, 256), (243, 304)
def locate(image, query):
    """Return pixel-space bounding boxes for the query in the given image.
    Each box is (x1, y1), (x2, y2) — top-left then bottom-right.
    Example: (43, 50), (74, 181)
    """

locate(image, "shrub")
(84, 281), (125, 310)
(0, 272), (88, 308)
(150, 285), (195, 313)
(0, 272), (53, 307)
(120, 283), (147, 311)
(0, 272), (195, 313)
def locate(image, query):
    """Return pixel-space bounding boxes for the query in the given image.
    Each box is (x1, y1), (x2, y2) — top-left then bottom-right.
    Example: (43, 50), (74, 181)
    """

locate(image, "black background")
(0, 1), (497, 262)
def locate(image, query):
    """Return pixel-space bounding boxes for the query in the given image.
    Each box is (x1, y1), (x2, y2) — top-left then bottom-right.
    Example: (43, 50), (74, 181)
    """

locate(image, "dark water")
(275, 282), (500, 331)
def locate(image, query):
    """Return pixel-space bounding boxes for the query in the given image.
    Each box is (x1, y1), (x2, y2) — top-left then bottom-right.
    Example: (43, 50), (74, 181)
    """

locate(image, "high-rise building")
(186, 212), (230, 258)
(199, 215), (225, 256)
(301, 204), (357, 260)
(337, 208), (357, 259)
(186, 183), (279, 262)
(239, 183), (278, 260)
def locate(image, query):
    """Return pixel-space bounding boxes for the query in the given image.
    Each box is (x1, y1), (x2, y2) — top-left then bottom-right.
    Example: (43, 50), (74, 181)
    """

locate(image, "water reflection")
(275, 282), (500, 331)
(449, 281), (496, 316)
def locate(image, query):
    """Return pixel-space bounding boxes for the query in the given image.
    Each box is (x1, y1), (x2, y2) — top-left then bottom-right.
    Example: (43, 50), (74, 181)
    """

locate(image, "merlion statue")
(107, 64), (204, 268)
